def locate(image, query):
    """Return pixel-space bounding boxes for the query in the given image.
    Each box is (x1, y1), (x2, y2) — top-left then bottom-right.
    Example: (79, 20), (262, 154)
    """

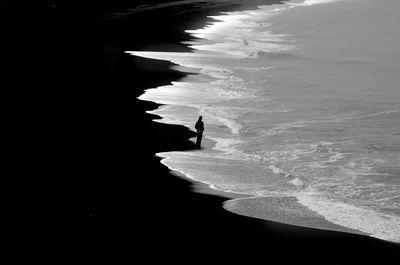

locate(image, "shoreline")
(130, 0), (400, 245)
(160, 151), (400, 245)
(70, 0), (400, 261)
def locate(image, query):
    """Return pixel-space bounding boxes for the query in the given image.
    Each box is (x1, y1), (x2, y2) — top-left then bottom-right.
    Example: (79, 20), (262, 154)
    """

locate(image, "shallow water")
(127, 0), (400, 243)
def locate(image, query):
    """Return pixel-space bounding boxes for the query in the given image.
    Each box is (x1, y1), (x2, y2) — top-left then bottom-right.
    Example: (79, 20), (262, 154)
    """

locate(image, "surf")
(127, 0), (400, 243)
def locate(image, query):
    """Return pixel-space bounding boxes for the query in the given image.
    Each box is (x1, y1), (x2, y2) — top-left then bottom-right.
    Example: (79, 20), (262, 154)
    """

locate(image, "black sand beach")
(12, 0), (398, 262)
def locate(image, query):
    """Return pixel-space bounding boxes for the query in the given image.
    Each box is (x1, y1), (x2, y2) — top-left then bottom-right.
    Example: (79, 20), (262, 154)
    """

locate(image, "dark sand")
(8, 0), (398, 263)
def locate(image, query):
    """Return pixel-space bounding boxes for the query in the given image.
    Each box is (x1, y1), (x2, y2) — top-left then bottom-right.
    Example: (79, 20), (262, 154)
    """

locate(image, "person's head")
(198, 116), (202, 121)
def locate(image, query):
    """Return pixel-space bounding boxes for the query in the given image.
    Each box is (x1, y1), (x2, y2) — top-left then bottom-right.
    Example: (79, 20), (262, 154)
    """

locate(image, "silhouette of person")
(195, 116), (204, 149)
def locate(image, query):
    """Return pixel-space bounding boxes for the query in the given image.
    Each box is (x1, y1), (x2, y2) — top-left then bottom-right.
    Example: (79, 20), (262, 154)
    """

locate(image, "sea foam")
(128, 0), (400, 243)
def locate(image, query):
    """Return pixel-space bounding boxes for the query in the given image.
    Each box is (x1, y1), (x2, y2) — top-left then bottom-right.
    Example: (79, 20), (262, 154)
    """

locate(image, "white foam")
(296, 189), (400, 243)
(265, 124), (305, 136)
(200, 106), (243, 135)
(208, 137), (244, 157)
(269, 165), (285, 175)
(189, 41), (295, 59)
(342, 157), (384, 177)
(357, 109), (400, 119)
(184, 5), (296, 58)
(200, 67), (235, 79)
(268, 165), (307, 187)
(288, 0), (340, 7)
(265, 150), (300, 162)
(289, 178), (306, 187)
(235, 66), (273, 71)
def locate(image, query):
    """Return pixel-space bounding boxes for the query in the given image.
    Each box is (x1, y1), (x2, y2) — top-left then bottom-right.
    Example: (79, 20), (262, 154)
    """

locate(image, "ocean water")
(127, 0), (400, 243)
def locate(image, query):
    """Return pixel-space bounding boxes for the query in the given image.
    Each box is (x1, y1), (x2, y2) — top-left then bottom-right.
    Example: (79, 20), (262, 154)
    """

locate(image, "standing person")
(195, 116), (204, 149)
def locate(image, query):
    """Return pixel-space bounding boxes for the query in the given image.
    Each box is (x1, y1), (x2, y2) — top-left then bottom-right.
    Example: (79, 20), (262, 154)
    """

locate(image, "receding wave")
(223, 196), (368, 235)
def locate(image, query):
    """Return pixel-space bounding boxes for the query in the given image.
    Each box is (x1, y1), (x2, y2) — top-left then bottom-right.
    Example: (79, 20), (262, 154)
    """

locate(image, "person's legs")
(196, 132), (202, 149)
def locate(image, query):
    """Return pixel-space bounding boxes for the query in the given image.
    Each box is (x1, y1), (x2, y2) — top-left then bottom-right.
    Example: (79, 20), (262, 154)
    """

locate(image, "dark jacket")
(195, 120), (204, 132)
